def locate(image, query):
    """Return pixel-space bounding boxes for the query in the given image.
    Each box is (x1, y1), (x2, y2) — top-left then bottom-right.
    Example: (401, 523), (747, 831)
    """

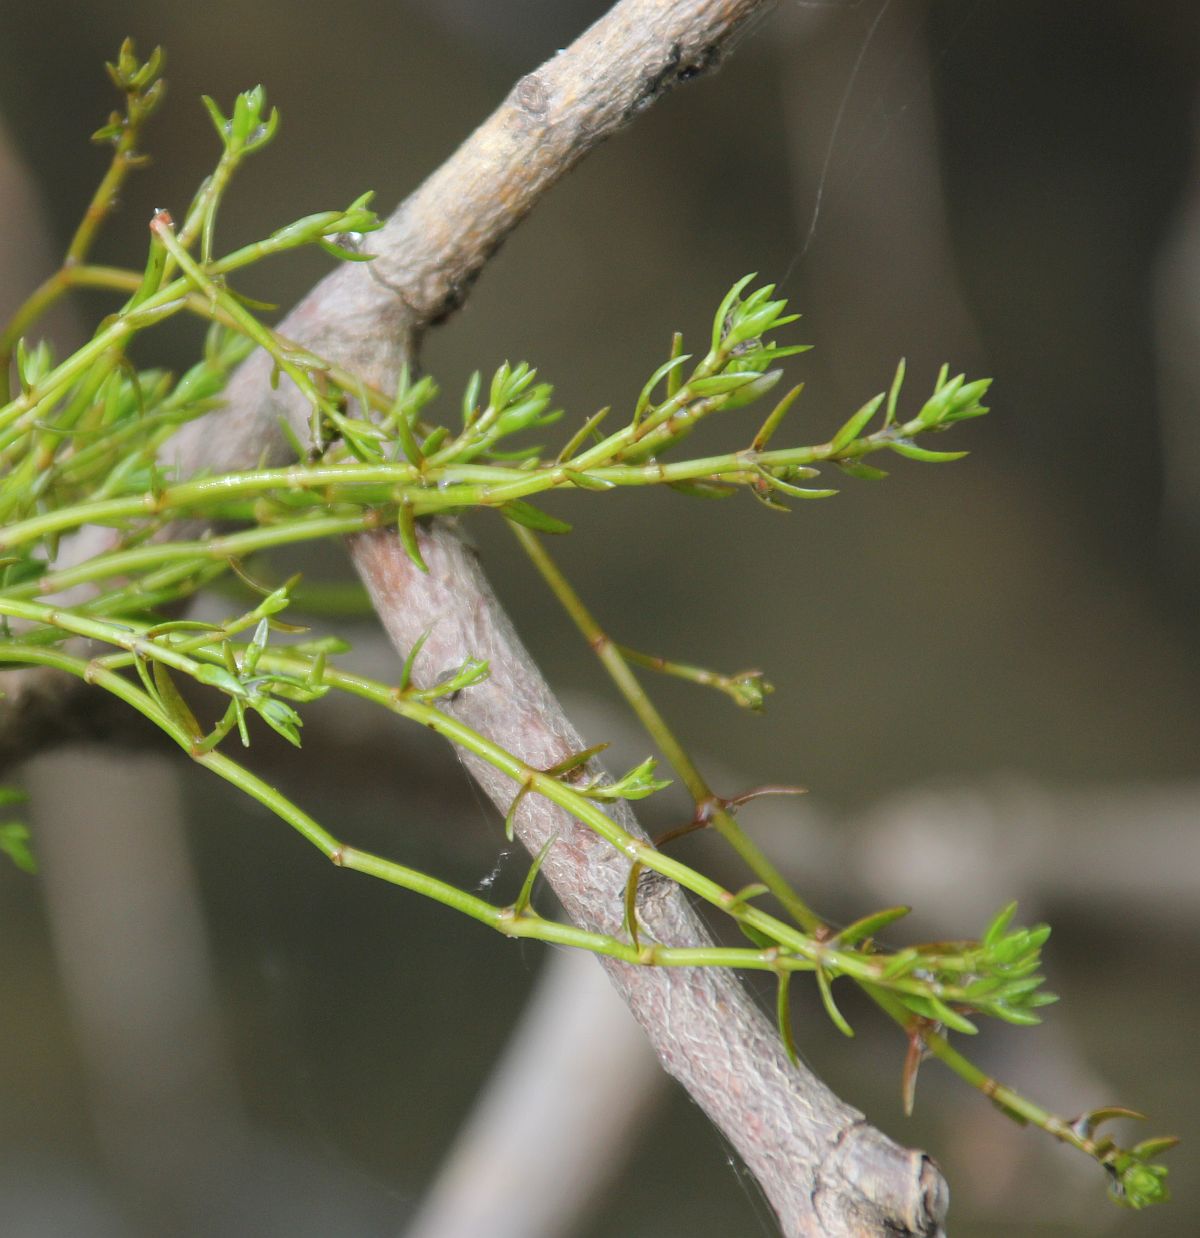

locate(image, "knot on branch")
(512, 72), (550, 123)
(812, 1125), (949, 1237)
(624, 40), (723, 123)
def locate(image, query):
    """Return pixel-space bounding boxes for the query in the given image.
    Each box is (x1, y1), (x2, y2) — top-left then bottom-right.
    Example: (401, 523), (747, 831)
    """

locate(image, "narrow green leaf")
(512, 835), (557, 918)
(712, 274), (757, 352)
(317, 237), (375, 263)
(835, 905), (911, 948)
(725, 882), (770, 910)
(884, 358), (906, 428)
(399, 630), (430, 693)
(926, 996), (978, 1034)
(755, 469), (837, 500)
(945, 377), (992, 416)
(292, 636), (352, 656)
(201, 94), (228, 141)
(501, 501), (571, 534)
(634, 354), (692, 423)
(983, 901), (1019, 948)
(914, 374), (965, 429)
(544, 743), (609, 779)
(623, 861), (643, 951)
(995, 975), (1049, 1001)
(751, 383), (804, 452)
(749, 485), (791, 513)
(564, 470), (617, 491)
(461, 370), (482, 426)
(836, 459), (889, 481)
(831, 393), (885, 453)
(397, 502), (428, 572)
(688, 372), (762, 398)
(132, 654), (158, 702)
(256, 698), (303, 748)
(989, 1004), (1044, 1027)
(991, 932), (1034, 965)
(556, 406), (610, 463)
(391, 402), (424, 467)
(665, 333), (685, 399)
(484, 443), (544, 462)
(505, 783), (531, 843)
(417, 656), (490, 699)
(420, 425), (450, 456)
(881, 948), (919, 979)
(1131, 1137), (1180, 1161)
(152, 662), (203, 740)
(143, 620), (222, 638)
(585, 756), (670, 801)
(889, 441), (968, 463)
(754, 343), (811, 363)
(721, 367), (784, 411)
(776, 971), (799, 1064)
(1027, 991), (1060, 1008)
(276, 413), (307, 461)
(195, 663), (247, 696)
(816, 967), (855, 1037)
(1075, 1107), (1147, 1138)
(666, 480), (737, 500)
(738, 921), (777, 949)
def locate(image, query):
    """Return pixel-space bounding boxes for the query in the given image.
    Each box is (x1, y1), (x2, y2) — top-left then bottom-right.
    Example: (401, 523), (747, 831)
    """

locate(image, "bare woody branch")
(4, 3), (949, 1231)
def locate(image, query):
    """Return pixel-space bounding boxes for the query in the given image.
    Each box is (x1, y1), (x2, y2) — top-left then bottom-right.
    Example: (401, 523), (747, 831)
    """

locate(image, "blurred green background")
(2, 1), (1199, 1234)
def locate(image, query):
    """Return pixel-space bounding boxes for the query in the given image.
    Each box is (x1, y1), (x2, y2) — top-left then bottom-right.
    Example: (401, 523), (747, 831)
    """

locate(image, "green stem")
(0, 211), (397, 450)
(616, 643), (769, 709)
(65, 105), (149, 268)
(0, 266), (178, 412)
(864, 983), (1098, 1159)
(0, 642), (905, 979)
(509, 521), (822, 932)
(151, 217), (335, 428)
(0, 406), (943, 553)
(0, 602), (1063, 1021)
(0, 599), (854, 979)
(0, 64), (158, 401)
(0, 270), (74, 375)
(2, 512), (378, 602)
(0, 284), (192, 449)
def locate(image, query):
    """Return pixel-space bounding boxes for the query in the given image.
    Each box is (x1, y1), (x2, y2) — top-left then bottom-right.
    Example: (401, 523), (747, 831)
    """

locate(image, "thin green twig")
(510, 521), (822, 931)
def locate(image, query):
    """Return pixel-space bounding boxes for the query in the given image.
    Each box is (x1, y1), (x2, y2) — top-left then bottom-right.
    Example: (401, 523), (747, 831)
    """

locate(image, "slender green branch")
(616, 643), (773, 711)
(0, 626), (1039, 1021)
(0, 595), (1039, 1010)
(510, 521), (822, 931)
(0, 639), (954, 983)
(0, 42), (163, 402)
(4, 513), (379, 604)
(0, 407), (982, 554)
(66, 42), (165, 268)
